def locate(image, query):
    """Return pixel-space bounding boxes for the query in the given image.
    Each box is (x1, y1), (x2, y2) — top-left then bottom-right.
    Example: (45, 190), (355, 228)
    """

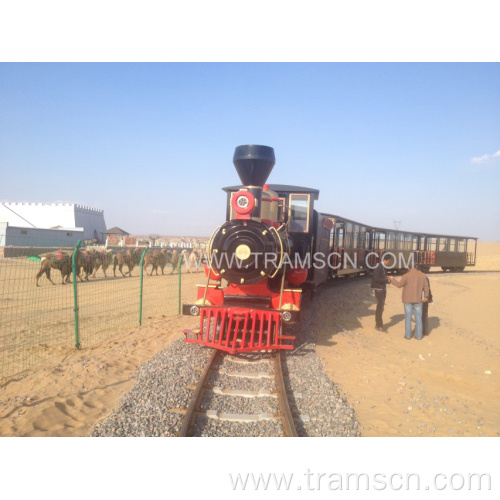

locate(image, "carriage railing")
(467, 252), (476, 265)
(413, 250), (436, 265)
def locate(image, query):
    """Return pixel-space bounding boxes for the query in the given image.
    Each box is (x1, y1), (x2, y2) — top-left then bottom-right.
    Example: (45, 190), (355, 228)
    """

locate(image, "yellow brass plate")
(235, 244), (251, 260)
(281, 303), (300, 311)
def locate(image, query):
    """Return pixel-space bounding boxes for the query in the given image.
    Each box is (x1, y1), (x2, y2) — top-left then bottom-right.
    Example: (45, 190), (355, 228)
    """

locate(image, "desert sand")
(1, 242), (499, 437)
(315, 271), (500, 437)
(0, 315), (193, 437)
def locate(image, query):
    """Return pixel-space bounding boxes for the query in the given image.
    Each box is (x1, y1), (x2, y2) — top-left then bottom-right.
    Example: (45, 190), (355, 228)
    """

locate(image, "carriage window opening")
(466, 239), (476, 254)
(449, 238), (456, 252)
(420, 236), (425, 251)
(336, 224), (344, 247)
(396, 233), (404, 250)
(289, 194), (310, 232)
(427, 237), (437, 251)
(345, 223), (353, 248)
(353, 225), (359, 248)
(412, 236), (419, 251)
(375, 232), (386, 250)
(387, 232), (396, 250)
(360, 227), (366, 249)
(457, 239), (465, 252)
(404, 234), (412, 250)
(438, 238), (447, 251)
(20, 229), (28, 235)
(67, 232), (73, 237)
(329, 228), (335, 249)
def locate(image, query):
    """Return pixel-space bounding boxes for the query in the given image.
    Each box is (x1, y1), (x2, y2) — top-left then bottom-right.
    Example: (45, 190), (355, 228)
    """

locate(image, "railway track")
(179, 349), (302, 437)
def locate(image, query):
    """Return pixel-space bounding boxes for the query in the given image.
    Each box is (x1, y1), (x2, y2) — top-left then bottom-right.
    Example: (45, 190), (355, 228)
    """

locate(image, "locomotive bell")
(233, 145), (275, 187)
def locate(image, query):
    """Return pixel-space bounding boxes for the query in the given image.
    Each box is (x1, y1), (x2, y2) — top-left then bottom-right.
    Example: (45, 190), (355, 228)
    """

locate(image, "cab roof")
(222, 184), (320, 200)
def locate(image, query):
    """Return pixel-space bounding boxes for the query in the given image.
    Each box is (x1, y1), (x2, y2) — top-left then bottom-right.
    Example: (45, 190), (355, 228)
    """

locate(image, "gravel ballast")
(92, 303), (361, 437)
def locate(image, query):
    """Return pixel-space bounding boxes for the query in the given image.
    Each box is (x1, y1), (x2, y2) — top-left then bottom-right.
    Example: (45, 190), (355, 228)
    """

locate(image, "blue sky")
(1, 63), (499, 240)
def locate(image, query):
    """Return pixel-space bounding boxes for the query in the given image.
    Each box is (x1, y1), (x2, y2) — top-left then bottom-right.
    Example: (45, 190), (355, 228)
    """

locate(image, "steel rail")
(274, 351), (298, 437)
(179, 349), (221, 437)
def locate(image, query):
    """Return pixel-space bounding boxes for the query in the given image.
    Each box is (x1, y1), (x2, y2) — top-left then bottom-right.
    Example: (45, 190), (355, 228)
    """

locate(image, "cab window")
(289, 194), (310, 232)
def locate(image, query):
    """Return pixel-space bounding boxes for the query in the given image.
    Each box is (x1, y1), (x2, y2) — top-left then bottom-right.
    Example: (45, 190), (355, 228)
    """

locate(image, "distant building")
(0, 202), (107, 248)
(102, 227), (130, 247)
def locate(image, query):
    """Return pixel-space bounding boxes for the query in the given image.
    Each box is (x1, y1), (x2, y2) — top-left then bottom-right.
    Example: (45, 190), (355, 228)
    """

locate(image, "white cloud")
(471, 149), (500, 164)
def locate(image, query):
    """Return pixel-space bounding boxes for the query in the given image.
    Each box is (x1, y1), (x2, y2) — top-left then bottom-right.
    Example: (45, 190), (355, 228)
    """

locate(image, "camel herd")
(35, 247), (205, 286)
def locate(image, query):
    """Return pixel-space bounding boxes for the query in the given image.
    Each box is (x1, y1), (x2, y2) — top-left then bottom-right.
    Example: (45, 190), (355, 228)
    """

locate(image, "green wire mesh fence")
(0, 238), (204, 379)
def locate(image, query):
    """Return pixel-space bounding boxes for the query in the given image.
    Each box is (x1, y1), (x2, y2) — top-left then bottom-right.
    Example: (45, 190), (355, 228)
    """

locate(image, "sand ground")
(0, 316), (193, 437)
(1, 242), (498, 437)
(315, 272), (499, 437)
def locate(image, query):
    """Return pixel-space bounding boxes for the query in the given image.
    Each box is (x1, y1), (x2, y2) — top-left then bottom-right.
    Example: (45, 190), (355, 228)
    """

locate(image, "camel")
(35, 251), (73, 286)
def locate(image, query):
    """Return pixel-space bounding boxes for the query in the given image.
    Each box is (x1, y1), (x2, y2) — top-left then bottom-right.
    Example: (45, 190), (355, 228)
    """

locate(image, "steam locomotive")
(182, 145), (477, 353)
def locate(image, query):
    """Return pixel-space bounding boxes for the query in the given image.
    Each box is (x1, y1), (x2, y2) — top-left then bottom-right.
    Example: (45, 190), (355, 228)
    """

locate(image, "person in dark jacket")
(371, 254), (392, 331)
(417, 264), (433, 335)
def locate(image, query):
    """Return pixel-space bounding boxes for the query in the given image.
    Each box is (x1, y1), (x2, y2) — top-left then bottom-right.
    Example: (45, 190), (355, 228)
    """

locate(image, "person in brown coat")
(389, 264), (429, 340)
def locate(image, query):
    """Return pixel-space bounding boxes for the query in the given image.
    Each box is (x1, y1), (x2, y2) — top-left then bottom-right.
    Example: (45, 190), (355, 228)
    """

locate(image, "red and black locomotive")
(182, 145), (311, 353)
(182, 144), (478, 353)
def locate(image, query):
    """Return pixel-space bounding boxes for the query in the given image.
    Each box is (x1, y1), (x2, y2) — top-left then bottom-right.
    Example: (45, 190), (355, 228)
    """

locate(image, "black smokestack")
(233, 145), (275, 187)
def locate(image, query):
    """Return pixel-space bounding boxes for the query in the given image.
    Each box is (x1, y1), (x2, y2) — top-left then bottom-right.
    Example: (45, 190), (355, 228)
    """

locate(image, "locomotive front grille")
(184, 307), (294, 353)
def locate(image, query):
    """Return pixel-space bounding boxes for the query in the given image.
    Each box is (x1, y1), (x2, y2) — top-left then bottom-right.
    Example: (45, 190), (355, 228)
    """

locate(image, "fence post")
(72, 240), (82, 349)
(139, 246), (149, 326)
(178, 252), (184, 314)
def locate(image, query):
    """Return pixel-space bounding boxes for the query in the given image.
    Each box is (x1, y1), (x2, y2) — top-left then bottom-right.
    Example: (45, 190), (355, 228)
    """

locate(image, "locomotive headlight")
(231, 190), (255, 216)
(235, 244), (251, 261)
(237, 196), (249, 208)
(282, 311), (292, 322)
(190, 305), (200, 316)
